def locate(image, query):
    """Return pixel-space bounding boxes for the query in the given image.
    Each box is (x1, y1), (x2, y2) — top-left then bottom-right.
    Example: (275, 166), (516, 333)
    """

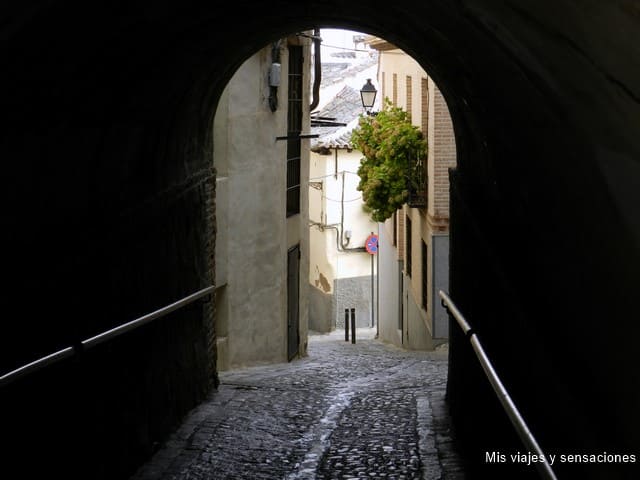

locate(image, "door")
(287, 245), (300, 361)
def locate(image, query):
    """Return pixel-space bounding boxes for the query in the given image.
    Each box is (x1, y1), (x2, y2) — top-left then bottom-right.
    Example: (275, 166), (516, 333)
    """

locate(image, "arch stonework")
(1, 1), (639, 479)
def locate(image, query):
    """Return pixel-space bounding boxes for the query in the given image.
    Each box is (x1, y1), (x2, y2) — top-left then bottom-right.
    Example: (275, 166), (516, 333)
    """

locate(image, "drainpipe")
(309, 27), (321, 112)
(309, 171), (365, 253)
(309, 222), (365, 254)
(339, 170), (349, 250)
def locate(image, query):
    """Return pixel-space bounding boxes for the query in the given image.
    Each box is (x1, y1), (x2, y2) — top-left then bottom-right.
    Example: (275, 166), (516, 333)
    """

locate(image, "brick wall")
(397, 211), (405, 260)
(428, 79), (456, 226)
(421, 77), (429, 137)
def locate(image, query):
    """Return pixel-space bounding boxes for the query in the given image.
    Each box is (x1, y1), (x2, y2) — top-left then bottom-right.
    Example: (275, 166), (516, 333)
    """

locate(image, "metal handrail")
(439, 290), (558, 480)
(1, 285), (215, 388)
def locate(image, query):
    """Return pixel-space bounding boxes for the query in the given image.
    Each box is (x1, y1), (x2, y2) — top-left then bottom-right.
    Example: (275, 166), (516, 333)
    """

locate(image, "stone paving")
(130, 328), (466, 480)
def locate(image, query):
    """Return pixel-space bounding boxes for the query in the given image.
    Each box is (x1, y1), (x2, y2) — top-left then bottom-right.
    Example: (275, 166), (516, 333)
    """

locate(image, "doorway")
(287, 244), (301, 361)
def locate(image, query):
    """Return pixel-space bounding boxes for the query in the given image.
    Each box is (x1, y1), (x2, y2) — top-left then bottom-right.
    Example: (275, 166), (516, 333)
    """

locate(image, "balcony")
(406, 155), (427, 208)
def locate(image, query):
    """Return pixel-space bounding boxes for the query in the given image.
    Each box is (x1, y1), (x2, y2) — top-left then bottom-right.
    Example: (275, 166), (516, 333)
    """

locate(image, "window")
(422, 240), (428, 310)
(286, 45), (303, 217)
(392, 73), (398, 106)
(406, 75), (412, 122)
(393, 211), (397, 246)
(406, 215), (412, 277)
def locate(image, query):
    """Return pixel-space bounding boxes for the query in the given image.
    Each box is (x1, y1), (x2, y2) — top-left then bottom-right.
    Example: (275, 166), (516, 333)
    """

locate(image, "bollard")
(350, 308), (356, 344)
(345, 309), (349, 342)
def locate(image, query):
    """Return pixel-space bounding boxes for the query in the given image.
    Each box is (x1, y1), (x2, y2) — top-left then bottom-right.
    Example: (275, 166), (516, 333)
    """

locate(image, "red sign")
(365, 234), (379, 254)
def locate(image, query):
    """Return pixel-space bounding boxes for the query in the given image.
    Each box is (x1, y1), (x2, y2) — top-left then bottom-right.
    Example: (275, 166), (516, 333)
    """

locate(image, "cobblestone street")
(130, 328), (466, 479)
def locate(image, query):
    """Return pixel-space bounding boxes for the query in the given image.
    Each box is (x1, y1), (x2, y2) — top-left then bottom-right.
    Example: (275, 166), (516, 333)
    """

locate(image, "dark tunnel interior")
(1, 1), (639, 479)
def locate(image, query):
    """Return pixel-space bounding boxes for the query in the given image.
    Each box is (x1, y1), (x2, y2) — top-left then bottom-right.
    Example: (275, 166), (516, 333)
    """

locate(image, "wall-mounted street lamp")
(359, 78), (377, 115)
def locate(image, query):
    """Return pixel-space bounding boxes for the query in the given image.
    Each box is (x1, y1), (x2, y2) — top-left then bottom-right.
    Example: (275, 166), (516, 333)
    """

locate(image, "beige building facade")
(367, 37), (457, 350)
(214, 35), (311, 370)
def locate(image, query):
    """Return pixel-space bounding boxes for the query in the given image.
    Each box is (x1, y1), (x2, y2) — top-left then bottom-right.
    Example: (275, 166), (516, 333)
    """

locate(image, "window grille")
(406, 153), (427, 208)
(393, 211), (397, 246)
(286, 45), (303, 217)
(406, 215), (412, 277)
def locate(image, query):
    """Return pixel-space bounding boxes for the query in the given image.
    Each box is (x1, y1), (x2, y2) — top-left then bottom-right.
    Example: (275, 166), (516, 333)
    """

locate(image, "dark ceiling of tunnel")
(1, 3), (639, 479)
(1, 1), (637, 341)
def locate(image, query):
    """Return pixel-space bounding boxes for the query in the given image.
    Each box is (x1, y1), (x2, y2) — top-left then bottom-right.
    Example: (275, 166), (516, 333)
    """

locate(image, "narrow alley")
(130, 329), (464, 480)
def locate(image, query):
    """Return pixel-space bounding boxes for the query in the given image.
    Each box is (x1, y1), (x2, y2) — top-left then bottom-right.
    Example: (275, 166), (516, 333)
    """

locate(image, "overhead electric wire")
(308, 170), (360, 181)
(324, 195), (362, 203)
(320, 43), (374, 53)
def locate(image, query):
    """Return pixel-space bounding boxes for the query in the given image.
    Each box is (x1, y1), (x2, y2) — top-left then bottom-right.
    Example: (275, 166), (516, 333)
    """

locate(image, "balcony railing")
(406, 155), (427, 208)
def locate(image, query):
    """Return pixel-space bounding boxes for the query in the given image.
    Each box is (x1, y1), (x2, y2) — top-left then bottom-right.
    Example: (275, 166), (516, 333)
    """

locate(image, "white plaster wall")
(309, 149), (379, 287)
(308, 147), (378, 331)
(404, 281), (433, 350)
(226, 49), (287, 367)
(377, 213), (432, 351)
(324, 150), (378, 279)
(214, 39), (310, 369)
(308, 151), (337, 332)
(309, 151), (336, 291)
(288, 43), (311, 357)
(377, 220), (402, 347)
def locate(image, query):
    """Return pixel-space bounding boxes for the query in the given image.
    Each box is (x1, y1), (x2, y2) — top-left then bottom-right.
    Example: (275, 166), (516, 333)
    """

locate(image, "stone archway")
(2, 2), (639, 479)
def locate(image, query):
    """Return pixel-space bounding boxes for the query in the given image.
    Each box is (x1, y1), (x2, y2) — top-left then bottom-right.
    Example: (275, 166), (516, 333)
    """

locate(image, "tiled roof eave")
(311, 117), (360, 150)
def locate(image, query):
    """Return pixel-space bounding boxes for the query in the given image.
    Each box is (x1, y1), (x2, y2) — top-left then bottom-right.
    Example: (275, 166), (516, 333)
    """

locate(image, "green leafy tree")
(351, 99), (428, 222)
